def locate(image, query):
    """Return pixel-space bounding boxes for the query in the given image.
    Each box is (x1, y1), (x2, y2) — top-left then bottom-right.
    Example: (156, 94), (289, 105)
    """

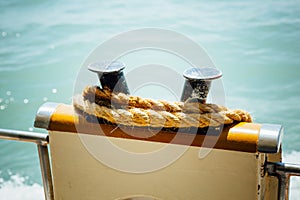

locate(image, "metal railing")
(266, 162), (300, 200)
(0, 128), (54, 200)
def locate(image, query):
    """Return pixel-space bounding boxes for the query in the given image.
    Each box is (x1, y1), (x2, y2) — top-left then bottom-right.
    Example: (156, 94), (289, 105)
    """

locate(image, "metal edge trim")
(34, 102), (60, 129)
(258, 123), (284, 153)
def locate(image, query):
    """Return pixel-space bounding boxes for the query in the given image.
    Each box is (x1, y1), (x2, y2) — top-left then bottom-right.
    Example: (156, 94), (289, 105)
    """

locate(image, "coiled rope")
(73, 86), (252, 128)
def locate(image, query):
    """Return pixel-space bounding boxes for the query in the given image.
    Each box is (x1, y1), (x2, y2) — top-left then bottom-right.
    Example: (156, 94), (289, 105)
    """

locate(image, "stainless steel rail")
(266, 162), (300, 200)
(0, 128), (48, 145)
(0, 128), (54, 200)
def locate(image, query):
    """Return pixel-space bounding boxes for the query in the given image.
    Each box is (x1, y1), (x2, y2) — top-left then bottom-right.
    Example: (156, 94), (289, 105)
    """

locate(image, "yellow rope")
(73, 86), (252, 128)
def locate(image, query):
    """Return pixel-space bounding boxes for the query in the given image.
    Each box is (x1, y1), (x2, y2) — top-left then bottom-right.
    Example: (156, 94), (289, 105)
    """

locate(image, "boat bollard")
(180, 67), (222, 103)
(88, 60), (130, 94)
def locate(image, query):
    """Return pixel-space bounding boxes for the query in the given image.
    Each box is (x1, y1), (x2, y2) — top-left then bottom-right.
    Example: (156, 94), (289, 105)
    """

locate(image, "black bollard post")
(88, 60), (130, 94)
(181, 67), (222, 103)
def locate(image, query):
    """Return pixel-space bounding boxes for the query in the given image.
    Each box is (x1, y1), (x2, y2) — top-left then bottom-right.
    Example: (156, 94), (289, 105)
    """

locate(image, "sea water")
(0, 0), (300, 199)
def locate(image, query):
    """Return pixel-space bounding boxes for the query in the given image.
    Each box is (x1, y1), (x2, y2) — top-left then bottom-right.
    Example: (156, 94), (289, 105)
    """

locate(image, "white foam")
(23, 99), (29, 104)
(2, 31), (7, 37)
(283, 151), (300, 200)
(51, 88), (57, 94)
(0, 174), (44, 200)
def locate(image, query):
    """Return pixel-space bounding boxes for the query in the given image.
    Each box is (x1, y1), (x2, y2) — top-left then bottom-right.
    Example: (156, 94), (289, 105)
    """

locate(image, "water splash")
(51, 88), (57, 94)
(0, 173), (44, 200)
(2, 32), (7, 37)
(23, 99), (29, 104)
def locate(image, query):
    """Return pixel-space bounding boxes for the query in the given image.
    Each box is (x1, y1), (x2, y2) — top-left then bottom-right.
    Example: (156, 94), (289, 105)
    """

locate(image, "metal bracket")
(266, 162), (300, 200)
(258, 124), (284, 153)
(34, 102), (60, 129)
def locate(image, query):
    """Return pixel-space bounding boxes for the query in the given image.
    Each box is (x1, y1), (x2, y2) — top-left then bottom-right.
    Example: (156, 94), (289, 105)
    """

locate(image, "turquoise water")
(1, 0), (300, 199)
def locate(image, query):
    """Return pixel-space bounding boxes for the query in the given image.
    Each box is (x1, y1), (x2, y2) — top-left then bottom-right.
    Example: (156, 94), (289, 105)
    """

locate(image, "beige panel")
(49, 131), (262, 200)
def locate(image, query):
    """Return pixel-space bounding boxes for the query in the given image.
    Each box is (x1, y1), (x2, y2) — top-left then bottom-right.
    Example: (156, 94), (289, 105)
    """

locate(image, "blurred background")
(0, 0), (299, 199)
